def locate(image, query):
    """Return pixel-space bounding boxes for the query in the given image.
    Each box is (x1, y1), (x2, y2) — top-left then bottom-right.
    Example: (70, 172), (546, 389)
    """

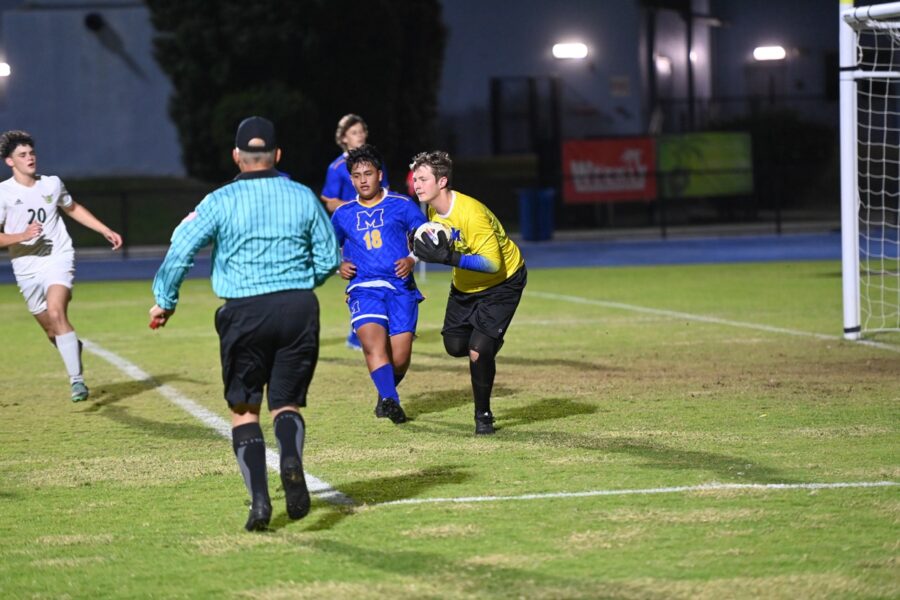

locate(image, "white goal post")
(840, 0), (900, 339)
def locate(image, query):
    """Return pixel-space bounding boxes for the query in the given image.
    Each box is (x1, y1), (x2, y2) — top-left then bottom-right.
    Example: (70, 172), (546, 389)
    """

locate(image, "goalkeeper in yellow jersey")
(410, 151), (527, 435)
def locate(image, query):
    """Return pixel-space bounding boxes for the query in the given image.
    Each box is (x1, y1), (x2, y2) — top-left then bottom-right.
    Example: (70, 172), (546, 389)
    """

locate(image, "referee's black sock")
(232, 423), (270, 505)
(470, 355), (496, 415)
(273, 411), (305, 469)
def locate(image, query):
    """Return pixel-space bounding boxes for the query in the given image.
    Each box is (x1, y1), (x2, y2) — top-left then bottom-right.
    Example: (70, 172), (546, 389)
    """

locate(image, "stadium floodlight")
(0, 63), (9, 77)
(752, 46), (786, 61)
(840, 1), (900, 340)
(655, 54), (672, 75)
(552, 42), (588, 60)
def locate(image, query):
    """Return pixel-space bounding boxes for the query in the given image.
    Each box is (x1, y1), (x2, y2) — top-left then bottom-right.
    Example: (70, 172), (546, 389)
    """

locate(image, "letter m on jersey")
(355, 209), (384, 231)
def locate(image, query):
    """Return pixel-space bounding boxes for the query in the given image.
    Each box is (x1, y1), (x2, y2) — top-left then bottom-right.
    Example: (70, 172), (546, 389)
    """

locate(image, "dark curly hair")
(0, 130), (34, 159)
(346, 144), (383, 174)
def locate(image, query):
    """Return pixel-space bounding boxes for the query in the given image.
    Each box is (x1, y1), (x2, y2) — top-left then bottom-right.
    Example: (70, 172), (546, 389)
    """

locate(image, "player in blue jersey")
(320, 114), (390, 212)
(321, 114), (391, 351)
(330, 145), (426, 424)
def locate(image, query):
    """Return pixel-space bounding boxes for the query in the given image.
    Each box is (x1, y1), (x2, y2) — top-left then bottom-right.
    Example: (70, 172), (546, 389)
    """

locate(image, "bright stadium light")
(0, 63), (10, 77)
(655, 54), (672, 76)
(753, 46), (786, 61)
(552, 42), (589, 60)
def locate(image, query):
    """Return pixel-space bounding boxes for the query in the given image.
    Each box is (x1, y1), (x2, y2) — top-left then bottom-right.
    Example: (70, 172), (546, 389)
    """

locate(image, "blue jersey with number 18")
(331, 191), (426, 291)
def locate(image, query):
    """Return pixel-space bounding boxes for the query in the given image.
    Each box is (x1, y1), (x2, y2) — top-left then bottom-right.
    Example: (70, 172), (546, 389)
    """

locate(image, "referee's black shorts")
(442, 265), (527, 342)
(214, 289), (319, 411)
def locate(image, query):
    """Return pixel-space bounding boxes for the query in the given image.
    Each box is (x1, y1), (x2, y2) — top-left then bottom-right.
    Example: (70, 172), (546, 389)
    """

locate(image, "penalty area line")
(80, 339), (354, 506)
(373, 481), (898, 507)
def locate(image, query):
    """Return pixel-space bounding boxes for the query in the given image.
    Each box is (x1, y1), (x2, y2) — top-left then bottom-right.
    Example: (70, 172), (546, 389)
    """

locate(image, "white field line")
(374, 481), (898, 507)
(81, 339), (353, 506)
(529, 291), (900, 354)
(82, 290), (900, 511)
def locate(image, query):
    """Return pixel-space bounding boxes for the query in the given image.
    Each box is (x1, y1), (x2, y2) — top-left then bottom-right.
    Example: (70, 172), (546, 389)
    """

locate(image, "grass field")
(0, 260), (897, 599)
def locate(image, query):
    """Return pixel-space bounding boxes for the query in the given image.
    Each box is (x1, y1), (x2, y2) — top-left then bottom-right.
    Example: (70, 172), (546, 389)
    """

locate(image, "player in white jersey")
(0, 130), (123, 402)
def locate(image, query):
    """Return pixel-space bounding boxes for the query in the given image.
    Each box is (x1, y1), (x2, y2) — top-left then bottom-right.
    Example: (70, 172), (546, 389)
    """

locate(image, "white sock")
(55, 331), (84, 384)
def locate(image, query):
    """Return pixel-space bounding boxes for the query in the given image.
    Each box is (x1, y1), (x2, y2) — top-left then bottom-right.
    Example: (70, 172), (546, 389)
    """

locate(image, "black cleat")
(374, 395), (387, 418)
(244, 495), (272, 532)
(379, 398), (408, 424)
(281, 457), (311, 520)
(475, 411), (495, 435)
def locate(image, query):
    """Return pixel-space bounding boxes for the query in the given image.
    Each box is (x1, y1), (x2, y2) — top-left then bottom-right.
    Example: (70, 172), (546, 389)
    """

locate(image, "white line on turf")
(528, 291), (900, 354)
(374, 481), (898, 507)
(80, 339), (354, 506)
(80, 294), (897, 511)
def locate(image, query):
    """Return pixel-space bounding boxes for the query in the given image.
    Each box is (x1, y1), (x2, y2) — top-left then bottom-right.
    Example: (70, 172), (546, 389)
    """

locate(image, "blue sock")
(371, 363), (399, 403)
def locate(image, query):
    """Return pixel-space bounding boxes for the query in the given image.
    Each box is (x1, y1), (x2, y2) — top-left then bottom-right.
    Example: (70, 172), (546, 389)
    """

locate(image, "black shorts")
(442, 265), (527, 341)
(214, 289), (319, 411)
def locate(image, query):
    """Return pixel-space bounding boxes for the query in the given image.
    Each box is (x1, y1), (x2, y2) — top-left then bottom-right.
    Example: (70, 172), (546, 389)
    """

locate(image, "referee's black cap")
(235, 116), (276, 152)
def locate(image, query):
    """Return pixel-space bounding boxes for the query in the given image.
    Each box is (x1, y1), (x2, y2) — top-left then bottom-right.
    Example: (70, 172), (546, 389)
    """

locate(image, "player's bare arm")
(0, 221), (42, 248)
(63, 202), (123, 250)
(394, 256), (415, 278)
(338, 260), (357, 280)
(320, 196), (348, 214)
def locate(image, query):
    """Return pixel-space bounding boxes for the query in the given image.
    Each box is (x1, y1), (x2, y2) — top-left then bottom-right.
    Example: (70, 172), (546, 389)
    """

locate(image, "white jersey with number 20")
(0, 174), (74, 277)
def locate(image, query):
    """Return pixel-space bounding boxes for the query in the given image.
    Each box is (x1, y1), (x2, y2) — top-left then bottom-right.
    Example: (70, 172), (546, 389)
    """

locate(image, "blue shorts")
(347, 285), (423, 336)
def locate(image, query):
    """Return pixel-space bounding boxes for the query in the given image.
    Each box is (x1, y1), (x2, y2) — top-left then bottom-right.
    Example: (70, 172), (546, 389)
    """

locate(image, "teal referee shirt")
(152, 169), (341, 310)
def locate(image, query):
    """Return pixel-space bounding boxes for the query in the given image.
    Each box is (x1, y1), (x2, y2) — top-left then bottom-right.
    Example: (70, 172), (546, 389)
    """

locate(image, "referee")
(149, 116), (341, 531)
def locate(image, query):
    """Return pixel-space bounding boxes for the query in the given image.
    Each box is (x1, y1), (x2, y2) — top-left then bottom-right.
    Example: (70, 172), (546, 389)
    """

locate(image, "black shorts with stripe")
(215, 289), (319, 411)
(442, 265), (527, 341)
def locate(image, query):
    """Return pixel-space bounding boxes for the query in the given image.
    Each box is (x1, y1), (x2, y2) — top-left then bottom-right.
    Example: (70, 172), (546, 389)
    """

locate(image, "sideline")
(528, 291), (900, 354)
(81, 339), (354, 506)
(374, 481), (898, 507)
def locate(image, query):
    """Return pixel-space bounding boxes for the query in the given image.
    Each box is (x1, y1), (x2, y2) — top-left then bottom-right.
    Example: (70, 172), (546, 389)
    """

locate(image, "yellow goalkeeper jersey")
(426, 191), (525, 293)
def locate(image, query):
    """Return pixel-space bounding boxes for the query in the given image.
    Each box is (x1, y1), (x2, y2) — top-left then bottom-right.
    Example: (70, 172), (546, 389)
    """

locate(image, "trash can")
(518, 187), (555, 241)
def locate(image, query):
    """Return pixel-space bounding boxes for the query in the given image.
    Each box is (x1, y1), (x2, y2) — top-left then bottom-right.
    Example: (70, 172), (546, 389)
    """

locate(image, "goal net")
(841, 1), (900, 339)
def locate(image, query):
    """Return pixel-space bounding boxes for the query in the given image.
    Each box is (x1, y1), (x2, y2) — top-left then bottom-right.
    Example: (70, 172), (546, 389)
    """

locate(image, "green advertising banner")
(657, 132), (753, 198)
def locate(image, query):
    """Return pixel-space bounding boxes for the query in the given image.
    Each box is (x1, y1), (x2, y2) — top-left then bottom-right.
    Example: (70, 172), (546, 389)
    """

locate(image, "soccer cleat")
(374, 394), (387, 418)
(346, 331), (362, 351)
(70, 381), (90, 403)
(281, 457), (311, 520)
(378, 398), (408, 424)
(475, 411), (495, 435)
(244, 495), (272, 532)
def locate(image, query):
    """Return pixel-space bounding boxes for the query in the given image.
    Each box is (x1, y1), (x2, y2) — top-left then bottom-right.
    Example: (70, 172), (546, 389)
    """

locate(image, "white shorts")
(15, 254), (75, 315)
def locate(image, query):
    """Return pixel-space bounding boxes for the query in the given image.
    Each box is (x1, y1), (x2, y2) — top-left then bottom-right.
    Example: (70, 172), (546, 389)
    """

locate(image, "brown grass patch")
(568, 526), (647, 550)
(234, 579), (471, 600)
(462, 553), (552, 568)
(598, 507), (765, 524)
(616, 573), (895, 600)
(17, 454), (232, 488)
(400, 523), (480, 539)
(30, 556), (106, 568)
(36, 534), (114, 546)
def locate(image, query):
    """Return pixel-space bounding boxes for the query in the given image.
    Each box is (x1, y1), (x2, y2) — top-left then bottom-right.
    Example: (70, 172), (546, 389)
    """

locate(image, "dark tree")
(146, 0), (445, 185)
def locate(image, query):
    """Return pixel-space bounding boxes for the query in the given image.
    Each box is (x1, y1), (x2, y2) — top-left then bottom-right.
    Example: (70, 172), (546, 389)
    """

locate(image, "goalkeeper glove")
(414, 229), (461, 266)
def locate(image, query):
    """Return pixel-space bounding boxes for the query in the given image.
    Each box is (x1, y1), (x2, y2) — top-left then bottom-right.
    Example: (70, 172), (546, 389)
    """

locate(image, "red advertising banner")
(562, 138), (657, 203)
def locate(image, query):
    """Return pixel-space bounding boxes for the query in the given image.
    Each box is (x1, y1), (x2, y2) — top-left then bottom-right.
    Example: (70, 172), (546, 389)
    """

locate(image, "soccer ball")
(414, 221), (452, 246)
